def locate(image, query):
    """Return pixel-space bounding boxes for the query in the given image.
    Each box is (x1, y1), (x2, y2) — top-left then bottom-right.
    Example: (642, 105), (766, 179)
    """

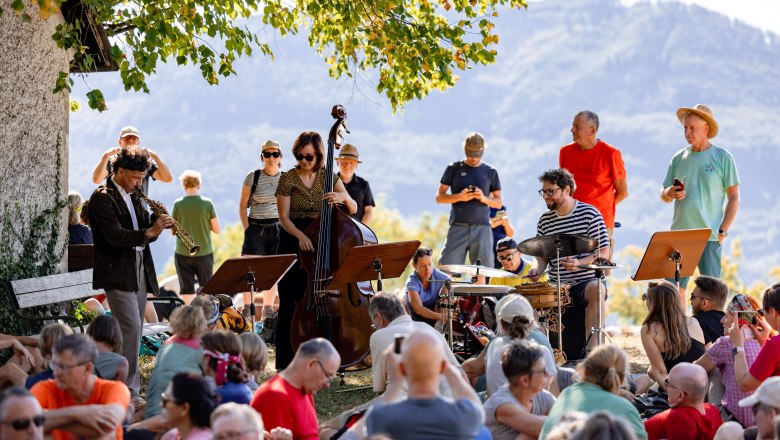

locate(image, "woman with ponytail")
(540, 345), (647, 440)
(67, 191), (93, 244)
(201, 330), (252, 404)
(484, 296), (557, 397)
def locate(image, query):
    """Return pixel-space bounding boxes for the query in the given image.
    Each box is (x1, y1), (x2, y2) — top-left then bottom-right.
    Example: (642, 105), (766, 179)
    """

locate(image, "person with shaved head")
(363, 331), (485, 439)
(644, 362), (722, 440)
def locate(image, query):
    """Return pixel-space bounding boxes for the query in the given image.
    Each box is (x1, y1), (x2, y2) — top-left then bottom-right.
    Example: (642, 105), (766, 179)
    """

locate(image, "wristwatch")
(719, 229), (728, 237)
(732, 346), (745, 356)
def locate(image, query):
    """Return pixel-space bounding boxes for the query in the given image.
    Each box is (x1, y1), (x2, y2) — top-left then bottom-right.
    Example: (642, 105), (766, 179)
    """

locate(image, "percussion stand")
(554, 238), (564, 359)
(586, 267), (609, 347)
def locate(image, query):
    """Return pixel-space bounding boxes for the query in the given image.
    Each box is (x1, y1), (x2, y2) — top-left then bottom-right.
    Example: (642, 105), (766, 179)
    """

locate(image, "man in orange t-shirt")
(31, 334), (129, 440)
(559, 110), (628, 261)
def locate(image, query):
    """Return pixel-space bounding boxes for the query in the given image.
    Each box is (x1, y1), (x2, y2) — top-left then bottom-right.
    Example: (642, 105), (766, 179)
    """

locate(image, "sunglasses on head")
(295, 153), (316, 162)
(2, 415), (45, 431)
(262, 151), (281, 158)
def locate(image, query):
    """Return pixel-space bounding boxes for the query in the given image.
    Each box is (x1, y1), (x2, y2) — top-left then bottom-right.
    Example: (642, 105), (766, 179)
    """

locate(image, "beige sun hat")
(336, 144), (362, 163)
(676, 104), (719, 139)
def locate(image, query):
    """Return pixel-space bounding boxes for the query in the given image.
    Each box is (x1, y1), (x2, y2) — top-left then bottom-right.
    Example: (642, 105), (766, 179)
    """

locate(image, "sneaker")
(254, 321), (264, 335)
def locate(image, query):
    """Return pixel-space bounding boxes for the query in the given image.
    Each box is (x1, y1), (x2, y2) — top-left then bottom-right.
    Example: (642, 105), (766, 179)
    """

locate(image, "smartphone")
(394, 334), (405, 354)
(467, 185), (476, 192)
(737, 311), (757, 325)
(673, 177), (685, 191)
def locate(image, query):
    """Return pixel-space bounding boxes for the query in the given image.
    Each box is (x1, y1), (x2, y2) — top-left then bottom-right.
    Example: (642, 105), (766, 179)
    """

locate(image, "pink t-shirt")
(250, 374), (317, 440)
(559, 140), (626, 228)
(644, 404), (722, 440)
(749, 334), (780, 381)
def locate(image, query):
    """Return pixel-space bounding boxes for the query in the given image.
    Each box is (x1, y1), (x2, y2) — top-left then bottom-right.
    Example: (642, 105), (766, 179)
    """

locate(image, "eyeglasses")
(316, 360), (337, 384)
(215, 429), (259, 440)
(530, 368), (552, 378)
(1, 415), (45, 431)
(690, 295), (709, 302)
(538, 187), (562, 197)
(262, 151), (281, 158)
(50, 360), (88, 373)
(498, 251), (517, 262)
(161, 392), (181, 406)
(294, 153), (316, 162)
(664, 377), (687, 395)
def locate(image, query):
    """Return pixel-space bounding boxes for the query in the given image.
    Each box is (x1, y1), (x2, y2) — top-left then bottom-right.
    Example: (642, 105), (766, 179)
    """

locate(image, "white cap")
(497, 296), (534, 323)
(119, 125), (140, 139)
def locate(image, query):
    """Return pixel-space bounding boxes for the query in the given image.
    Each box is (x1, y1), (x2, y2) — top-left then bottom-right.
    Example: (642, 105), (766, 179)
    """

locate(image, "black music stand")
(632, 229), (711, 290)
(200, 255), (298, 330)
(329, 241), (421, 290)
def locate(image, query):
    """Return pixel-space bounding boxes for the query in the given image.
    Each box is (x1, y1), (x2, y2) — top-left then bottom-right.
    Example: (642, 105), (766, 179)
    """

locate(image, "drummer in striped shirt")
(527, 168), (610, 354)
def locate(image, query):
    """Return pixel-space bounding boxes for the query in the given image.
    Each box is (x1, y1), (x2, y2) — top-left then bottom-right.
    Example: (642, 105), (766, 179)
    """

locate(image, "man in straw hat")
(660, 104), (740, 304)
(336, 143), (375, 225)
(436, 132), (503, 268)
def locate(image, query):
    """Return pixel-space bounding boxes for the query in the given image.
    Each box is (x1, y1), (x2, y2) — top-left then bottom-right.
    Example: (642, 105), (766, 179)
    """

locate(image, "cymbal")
(450, 284), (511, 296)
(575, 263), (625, 270)
(439, 264), (519, 279)
(517, 234), (597, 259)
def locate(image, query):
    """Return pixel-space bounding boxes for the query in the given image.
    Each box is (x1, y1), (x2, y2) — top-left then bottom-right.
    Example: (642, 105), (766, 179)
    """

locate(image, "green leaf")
(86, 89), (107, 112)
(11, 0), (23, 13)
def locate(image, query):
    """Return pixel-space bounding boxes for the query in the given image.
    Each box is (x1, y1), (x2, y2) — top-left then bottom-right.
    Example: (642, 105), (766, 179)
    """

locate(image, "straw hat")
(337, 144), (362, 163)
(676, 104), (718, 139)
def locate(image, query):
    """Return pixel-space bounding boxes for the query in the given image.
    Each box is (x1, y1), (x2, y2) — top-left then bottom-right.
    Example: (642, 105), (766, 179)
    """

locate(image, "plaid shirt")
(707, 336), (761, 427)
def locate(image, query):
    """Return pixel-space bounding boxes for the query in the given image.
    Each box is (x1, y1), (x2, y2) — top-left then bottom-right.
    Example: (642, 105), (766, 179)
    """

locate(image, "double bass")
(290, 105), (377, 370)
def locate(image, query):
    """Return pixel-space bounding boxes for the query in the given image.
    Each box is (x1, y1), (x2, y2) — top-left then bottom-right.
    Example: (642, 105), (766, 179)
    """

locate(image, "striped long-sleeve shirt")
(536, 201), (610, 285)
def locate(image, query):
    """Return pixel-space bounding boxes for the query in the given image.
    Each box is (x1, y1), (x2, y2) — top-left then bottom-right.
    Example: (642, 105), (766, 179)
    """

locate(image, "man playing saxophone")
(88, 148), (173, 408)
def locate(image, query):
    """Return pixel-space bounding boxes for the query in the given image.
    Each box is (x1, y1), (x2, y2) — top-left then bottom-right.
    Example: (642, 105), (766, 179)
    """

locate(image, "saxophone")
(137, 188), (201, 256)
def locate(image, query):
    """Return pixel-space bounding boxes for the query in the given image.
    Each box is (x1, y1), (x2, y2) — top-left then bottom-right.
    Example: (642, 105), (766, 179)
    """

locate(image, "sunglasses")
(498, 251), (517, 262)
(262, 151), (281, 158)
(1, 415), (45, 431)
(641, 293), (648, 302)
(295, 153), (316, 162)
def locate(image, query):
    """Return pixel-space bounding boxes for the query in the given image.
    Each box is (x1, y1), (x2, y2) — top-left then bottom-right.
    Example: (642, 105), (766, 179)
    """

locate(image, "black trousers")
(275, 218), (313, 370)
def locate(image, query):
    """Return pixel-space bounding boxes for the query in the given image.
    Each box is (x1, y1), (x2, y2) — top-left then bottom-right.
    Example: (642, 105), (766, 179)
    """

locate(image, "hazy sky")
(622, 0), (780, 34)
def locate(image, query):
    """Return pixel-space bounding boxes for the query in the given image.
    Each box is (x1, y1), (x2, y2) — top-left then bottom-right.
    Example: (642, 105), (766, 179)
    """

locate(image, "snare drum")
(509, 282), (571, 309)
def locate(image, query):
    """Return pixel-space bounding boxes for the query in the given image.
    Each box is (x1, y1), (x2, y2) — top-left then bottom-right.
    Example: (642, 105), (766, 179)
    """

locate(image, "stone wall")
(0, 2), (71, 335)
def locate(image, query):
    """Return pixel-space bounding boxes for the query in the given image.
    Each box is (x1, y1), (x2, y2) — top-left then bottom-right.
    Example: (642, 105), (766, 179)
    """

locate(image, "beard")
(546, 198), (563, 211)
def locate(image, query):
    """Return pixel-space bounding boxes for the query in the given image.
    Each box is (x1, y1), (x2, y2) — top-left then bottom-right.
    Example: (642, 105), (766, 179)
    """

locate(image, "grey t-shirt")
(484, 385), (556, 440)
(486, 336), (556, 396)
(243, 170), (281, 220)
(365, 397), (483, 440)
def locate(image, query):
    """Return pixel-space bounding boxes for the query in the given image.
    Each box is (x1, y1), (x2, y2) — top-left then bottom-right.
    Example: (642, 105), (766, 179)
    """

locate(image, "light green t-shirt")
(539, 382), (647, 440)
(663, 145), (739, 241)
(171, 195), (217, 256)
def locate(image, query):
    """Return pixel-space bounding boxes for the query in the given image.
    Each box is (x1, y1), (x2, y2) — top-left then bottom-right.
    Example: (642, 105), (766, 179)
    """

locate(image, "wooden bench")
(5, 269), (182, 336)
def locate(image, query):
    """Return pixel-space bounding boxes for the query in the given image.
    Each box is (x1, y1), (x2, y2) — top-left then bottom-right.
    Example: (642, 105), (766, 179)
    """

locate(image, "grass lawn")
(139, 335), (650, 423)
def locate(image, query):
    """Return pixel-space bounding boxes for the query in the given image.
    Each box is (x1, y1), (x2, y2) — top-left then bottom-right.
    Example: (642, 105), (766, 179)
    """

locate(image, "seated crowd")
(1, 276), (779, 440)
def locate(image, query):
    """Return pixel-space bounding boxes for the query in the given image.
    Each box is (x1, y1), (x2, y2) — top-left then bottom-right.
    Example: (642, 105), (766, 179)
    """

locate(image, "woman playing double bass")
(275, 131), (357, 369)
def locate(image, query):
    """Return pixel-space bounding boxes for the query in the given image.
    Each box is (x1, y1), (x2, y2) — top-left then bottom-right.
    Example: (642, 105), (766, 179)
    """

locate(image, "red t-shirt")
(559, 140), (626, 228)
(31, 378), (130, 440)
(644, 404), (722, 440)
(749, 334), (780, 381)
(250, 374), (317, 440)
